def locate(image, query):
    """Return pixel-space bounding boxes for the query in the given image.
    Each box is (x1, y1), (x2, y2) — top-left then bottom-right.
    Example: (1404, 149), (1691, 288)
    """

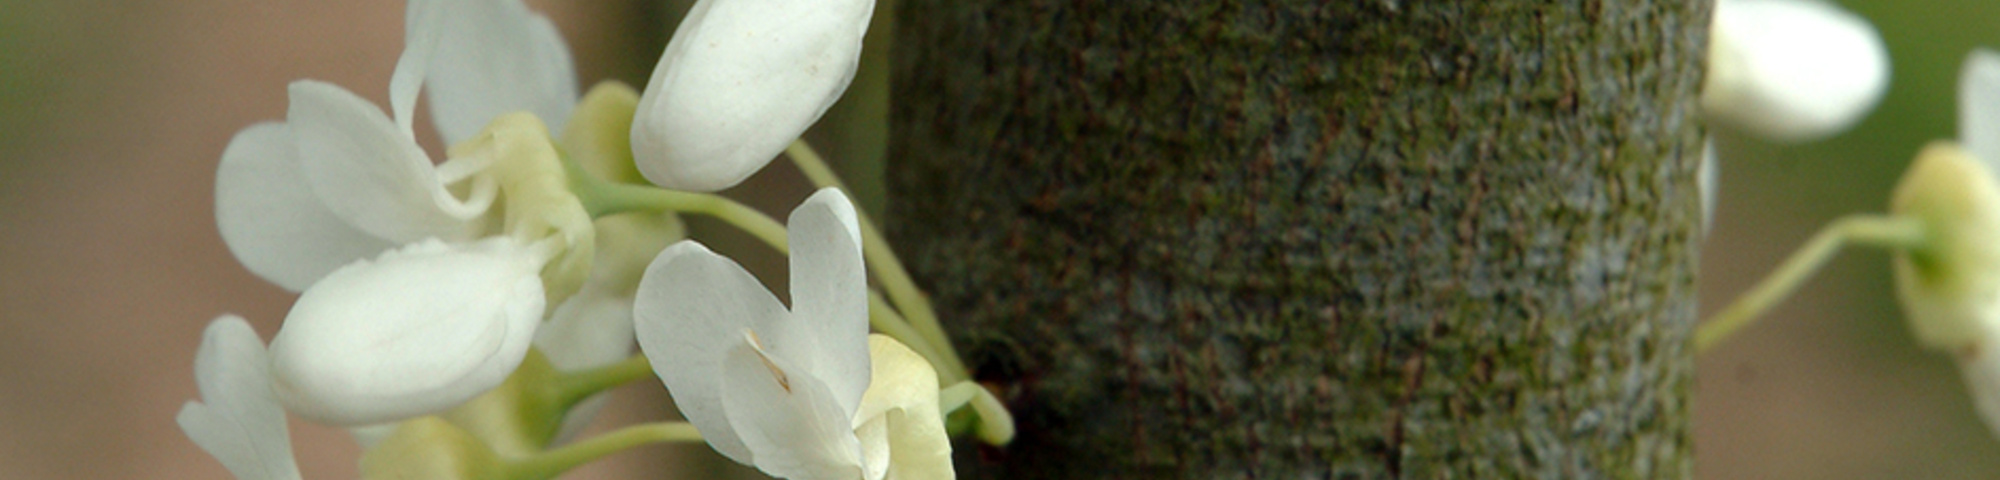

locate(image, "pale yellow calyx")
(1891, 142), (2000, 352)
(449, 113), (597, 306)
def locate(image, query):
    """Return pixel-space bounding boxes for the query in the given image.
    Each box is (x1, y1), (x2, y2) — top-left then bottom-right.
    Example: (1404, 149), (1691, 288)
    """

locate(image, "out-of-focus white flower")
(635, 189), (952, 479)
(1890, 52), (2000, 439)
(1703, 0), (1888, 142)
(630, 0), (876, 192)
(176, 316), (302, 480)
(1891, 52), (2000, 353)
(269, 238), (551, 425)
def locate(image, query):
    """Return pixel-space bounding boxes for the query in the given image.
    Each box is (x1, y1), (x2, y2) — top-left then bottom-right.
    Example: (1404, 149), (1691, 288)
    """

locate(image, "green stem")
(566, 158), (788, 250)
(504, 422), (703, 480)
(566, 155), (963, 382)
(786, 140), (970, 379)
(1695, 214), (1928, 353)
(551, 355), (655, 408)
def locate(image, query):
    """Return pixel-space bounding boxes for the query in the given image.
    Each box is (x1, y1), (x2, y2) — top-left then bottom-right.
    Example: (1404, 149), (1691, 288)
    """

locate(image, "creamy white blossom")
(216, 0), (604, 427)
(176, 316), (302, 480)
(630, 0), (876, 192)
(1703, 0), (1888, 142)
(269, 237), (550, 425)
(635, 189), (952, 479)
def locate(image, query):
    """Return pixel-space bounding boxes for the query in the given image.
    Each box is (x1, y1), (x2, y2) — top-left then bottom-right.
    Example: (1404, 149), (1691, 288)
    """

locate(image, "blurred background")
(1, 0), (1995, 478)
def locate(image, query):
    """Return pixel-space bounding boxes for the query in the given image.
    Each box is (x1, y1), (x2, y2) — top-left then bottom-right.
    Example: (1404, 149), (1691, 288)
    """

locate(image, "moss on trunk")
(889, 1), (1708, 477)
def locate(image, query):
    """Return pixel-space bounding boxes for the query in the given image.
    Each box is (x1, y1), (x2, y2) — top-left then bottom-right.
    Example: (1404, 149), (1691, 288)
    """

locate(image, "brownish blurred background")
(3, 0), (1999, 478)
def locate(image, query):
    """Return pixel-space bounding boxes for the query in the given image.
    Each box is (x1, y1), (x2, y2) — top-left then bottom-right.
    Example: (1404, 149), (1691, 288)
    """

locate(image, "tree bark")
(889, 1), (1707, 478)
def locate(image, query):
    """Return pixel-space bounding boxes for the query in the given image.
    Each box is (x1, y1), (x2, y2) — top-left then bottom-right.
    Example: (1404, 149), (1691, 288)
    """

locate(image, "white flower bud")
(269, 237), (548, 425)
(1891, 143), (2000, 352)
(1703, 0), (1888, 142)
(630, 0), (876, 192)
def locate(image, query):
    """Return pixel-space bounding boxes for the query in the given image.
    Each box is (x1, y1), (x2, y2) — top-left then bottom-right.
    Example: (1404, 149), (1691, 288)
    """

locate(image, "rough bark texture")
(889, 1), (1707, 478)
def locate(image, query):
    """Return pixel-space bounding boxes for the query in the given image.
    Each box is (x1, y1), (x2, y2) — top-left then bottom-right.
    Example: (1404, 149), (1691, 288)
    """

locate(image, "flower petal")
(391, 0), (450, 135)
(1961, 49), (2000, 168)
(216, 123), (397, 291)
(720, 334), (865, 480)
(288, 81), (492, 243)
(780, 188), (871, 414)
(633, 241), (787, 464)
(424, 0), (578, 145)
(176, 315), (302, 480)
(1703, 0), (1887, 142)
(268, 237), (546, 425)
(630, 0), (875, 191)
(854, 335), (953, 480)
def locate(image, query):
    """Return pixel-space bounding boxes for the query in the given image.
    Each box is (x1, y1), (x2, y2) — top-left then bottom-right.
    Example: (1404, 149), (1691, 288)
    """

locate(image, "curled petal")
(216, 123), (396, 291)
(269, 237), (547, 425)
(176, 315), (302, 480)
(720, 334), (865, 480)
(779, 188), (871, 414)
(1961, 50), (2000, 168)
(631, 0), (876, 191)
(633, 241), (788, 464)
(853, 335), (953, 480)
(288, 81), (492, 244)
(424, 0), (578, 145)
(1703, 0), (1887, 142)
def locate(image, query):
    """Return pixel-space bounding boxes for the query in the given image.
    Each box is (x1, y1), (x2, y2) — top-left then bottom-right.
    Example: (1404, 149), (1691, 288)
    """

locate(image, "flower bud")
(1703, 0), (1888, 142)
(1891, 142), (2000, 352)
(269, 237), (548, 425)
(630, 0), (876, 192)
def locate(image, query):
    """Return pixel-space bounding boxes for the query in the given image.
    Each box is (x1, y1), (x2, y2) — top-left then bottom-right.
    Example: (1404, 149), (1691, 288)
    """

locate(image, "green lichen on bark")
(889, 1), (1707, 478)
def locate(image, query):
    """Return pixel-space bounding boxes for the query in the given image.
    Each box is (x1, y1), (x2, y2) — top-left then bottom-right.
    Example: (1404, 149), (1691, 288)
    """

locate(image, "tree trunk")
(888, 1), (1707, 478)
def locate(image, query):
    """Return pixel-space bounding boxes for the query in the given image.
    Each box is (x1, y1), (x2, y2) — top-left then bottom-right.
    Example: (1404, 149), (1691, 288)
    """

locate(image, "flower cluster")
(179, 0), (973, 479)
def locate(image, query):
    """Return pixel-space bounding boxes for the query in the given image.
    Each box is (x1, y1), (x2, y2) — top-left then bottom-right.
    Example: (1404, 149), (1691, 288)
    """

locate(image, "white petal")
(268, 237), (546, 425)
(1961, 49), (2000, 169)
(391, 0), (450, 135)
(720, 336), (865, 480)
(176, 315), (302, 480)
(216, 123), (397, 291)
(288, 81), (492, 243)
(854, 335), (953, 480)
(632, 241), (787, 464)
(1703, 0), (1888, 142)
(424, 0), (578, 145)
(780, 188), (871, 414)
(631, 0), (876, 191)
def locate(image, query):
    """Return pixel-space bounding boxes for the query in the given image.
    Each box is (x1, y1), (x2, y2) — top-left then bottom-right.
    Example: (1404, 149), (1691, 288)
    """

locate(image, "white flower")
(629, 0), (876, 192)
(176, 315), (302, 480)
(216, 0), (601, 426)
(635, 189), (953, 479)
(1703, 0), (1888, 142)
(269, 237), (550, 425)
(1891, 51), (2000, 439)
(216, 0), (584, 291)
(1890, 52), (2000, 353)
